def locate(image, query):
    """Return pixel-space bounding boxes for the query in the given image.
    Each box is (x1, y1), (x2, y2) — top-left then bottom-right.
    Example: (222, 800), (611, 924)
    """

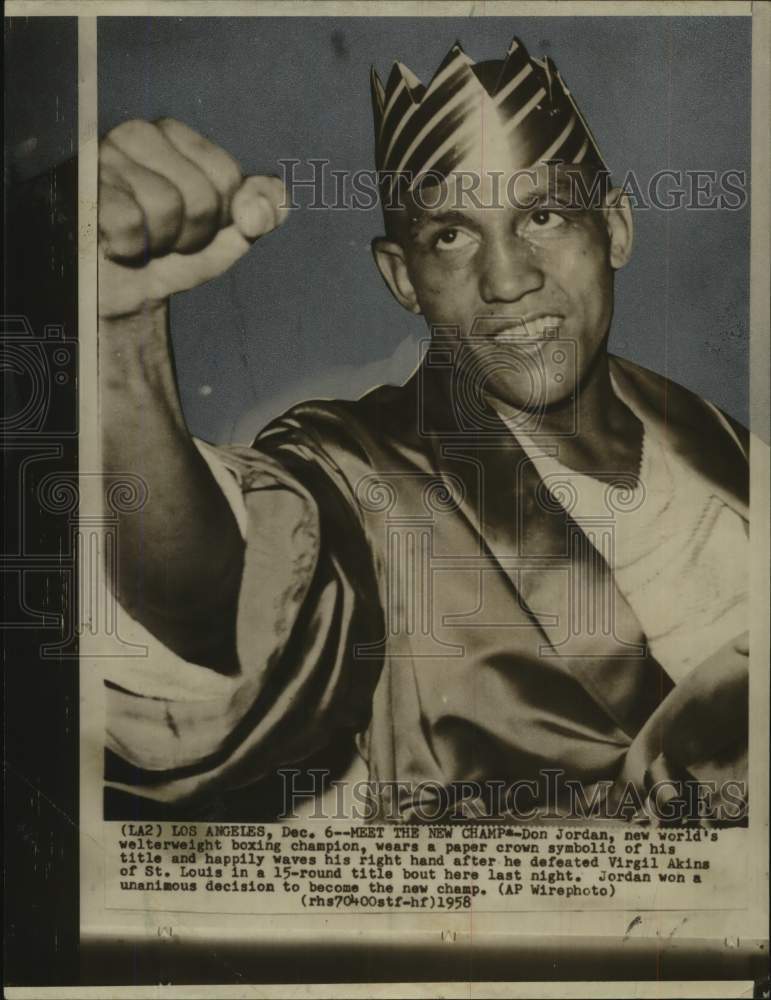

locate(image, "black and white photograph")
(96, 14), (752, 827)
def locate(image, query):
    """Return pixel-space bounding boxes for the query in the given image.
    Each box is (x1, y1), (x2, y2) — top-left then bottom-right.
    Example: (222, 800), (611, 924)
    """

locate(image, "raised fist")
(98, 118), (287, 318)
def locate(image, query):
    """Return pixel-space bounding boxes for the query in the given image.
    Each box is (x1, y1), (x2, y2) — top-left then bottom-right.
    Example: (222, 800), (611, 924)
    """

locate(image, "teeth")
(530, 315), (562, 337)
(493, 316), (562, 342)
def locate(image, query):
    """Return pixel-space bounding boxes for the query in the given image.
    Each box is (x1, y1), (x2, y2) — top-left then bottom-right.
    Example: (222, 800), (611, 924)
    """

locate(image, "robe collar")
(607, 355), (748, 520)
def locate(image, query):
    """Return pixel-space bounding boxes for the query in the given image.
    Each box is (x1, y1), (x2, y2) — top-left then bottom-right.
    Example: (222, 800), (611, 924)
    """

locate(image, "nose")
(478, 233), (545, 304)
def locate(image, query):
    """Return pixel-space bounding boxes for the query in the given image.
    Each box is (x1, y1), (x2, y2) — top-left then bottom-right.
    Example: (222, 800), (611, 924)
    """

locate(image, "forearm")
(96, 118), (287, 666)
(101, 303), (244, 667)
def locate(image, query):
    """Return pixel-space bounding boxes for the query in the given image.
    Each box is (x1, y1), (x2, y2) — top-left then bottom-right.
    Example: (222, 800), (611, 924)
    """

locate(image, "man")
(99, 37), (749, 823)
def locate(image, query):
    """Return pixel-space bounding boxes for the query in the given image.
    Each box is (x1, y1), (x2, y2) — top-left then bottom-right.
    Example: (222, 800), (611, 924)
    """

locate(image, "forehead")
(393, 161), (600, 221)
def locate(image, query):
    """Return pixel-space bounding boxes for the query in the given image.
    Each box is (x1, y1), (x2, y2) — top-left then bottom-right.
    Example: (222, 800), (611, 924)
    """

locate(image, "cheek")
(412, 261), (477, 317)
(562, 240), (602, 278)
(549, 239), (611, 316)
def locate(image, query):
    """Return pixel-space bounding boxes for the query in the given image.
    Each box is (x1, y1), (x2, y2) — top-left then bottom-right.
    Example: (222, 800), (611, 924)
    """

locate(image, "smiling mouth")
(491, 315), (564, 342)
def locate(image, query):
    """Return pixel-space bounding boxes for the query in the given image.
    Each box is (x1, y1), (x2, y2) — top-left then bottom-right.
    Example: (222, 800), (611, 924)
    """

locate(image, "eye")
(434, 227), (476, 252)
(523, 209), (567, 233)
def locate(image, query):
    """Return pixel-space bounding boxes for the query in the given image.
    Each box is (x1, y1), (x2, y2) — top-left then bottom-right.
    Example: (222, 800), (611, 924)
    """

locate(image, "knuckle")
(218, 149), (243, 183)
(99, 209), (146, 258)
(108, 202), (144, 241)
(134, 185), (183, 253)
(218, 159), (243, 196)
(121, 202), (145, 239)
(186, 185), (220, 227)
(106, 118), (155, 144)
(154, 116), (180, 130)
(98, 137), (123, 171)
(155, 184), (185, 231)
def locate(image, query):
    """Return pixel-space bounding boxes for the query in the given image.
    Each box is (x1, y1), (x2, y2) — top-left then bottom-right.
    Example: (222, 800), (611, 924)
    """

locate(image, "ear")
(603, 188), (634, 270)
(371, 238), (422, 314)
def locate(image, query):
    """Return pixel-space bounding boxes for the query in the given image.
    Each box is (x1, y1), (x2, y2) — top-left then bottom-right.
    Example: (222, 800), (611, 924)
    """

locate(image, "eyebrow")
(542, 172), (575, 195)
(515, 175), (577, 205)
(408, 209), (476, 237)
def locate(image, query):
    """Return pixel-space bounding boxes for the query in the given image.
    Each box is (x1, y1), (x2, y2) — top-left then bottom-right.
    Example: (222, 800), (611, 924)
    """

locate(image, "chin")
(483, 373), (576, 415)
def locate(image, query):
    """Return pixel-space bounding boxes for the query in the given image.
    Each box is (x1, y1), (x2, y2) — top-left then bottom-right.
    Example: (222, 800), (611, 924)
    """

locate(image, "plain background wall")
(94, 16), (750, 442)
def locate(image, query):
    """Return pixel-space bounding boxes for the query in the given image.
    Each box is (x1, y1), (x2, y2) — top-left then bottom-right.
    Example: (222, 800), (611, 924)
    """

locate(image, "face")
(374, 156), (633, 413)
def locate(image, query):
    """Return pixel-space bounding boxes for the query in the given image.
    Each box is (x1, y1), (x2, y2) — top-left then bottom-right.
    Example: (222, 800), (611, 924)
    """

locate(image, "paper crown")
(370, 37), (607, 187)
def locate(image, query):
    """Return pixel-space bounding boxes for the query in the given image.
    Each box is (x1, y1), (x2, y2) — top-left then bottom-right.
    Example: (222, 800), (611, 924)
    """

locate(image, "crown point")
(510, 35), (531, 58)
(398, 62), (424, 92)
(370, 67), (385, 113)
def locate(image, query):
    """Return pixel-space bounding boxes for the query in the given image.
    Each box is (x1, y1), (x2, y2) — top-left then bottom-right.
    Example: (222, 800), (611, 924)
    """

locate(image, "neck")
(494, 353), (645, 478)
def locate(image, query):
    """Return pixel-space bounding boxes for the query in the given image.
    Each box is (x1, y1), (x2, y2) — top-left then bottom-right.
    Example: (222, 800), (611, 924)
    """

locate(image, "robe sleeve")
(104, 435), (383, 807)
(606, 635), (748, 823)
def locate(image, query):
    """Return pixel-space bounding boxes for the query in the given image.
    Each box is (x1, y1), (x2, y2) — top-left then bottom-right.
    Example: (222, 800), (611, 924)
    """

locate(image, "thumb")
(231, 175), (289, 240)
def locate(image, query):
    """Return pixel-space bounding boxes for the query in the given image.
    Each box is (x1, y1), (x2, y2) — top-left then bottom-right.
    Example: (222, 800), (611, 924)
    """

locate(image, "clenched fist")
(98, 118), (288, 318)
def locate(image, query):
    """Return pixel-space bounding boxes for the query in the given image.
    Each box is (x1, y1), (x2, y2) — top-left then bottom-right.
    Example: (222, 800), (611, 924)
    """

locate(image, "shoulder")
(610, 355), (749, 460)
(254, 376), (423, 459)
(610, 355), (750, 515)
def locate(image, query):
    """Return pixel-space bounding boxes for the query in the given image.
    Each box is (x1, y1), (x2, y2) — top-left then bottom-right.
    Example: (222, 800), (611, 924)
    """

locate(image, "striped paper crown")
(370, 37), (607, 187)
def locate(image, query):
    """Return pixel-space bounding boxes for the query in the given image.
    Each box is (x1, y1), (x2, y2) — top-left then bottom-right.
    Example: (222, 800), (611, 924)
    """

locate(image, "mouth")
(490, 314), (564, 342)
